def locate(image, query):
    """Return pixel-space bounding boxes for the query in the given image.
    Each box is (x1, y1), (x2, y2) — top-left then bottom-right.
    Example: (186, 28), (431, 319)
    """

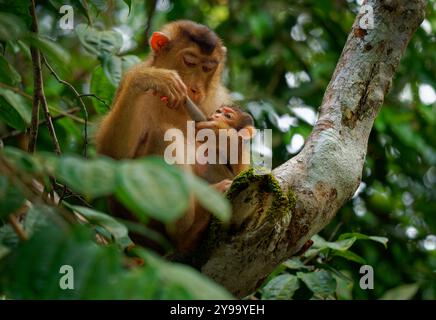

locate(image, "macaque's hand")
(213, 179), (233, 193)
(149, 69), (187, 109)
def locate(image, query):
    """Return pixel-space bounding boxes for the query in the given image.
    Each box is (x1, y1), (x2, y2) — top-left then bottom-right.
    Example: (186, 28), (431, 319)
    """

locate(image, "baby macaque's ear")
(238, 126), (256, 140)
(150, 32), (170, 53)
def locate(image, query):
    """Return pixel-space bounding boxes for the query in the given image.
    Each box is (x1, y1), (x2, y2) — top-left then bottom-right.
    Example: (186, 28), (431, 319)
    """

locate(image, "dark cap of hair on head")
(176, 20), (221, 55)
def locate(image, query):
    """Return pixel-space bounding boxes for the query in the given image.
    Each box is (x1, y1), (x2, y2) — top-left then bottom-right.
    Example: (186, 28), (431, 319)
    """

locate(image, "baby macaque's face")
(208, 106), (240, 129)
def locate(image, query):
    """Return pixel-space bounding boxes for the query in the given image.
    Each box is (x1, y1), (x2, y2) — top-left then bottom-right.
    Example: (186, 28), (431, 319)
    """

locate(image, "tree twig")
(28, 0), (61, 155)
(27, 0), (41, 154)
(41, 55), (89, 158)
(1, 108), (80, 140)
(79, 93), (110, 110)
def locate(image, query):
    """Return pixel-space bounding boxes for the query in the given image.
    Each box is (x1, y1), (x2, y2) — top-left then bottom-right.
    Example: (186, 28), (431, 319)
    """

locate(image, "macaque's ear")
(150, 32), (170, 52)
(221, 46), (227, 55)
(238, 126), (256, 140)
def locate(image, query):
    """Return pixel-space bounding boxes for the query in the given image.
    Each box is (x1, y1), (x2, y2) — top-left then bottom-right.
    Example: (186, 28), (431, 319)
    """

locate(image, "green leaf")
(24, 34), (70, 65)
(0, 55), (21, 85)
(333, 250), (367, 264)
(0, 87), (31, 130)
(297, 270), (336, 296)
(90, 66), (115, 113)
(261, 274), (300, 300)
(23, 204), (51, 237)
(338, 233), (389, 248)
(0, 13), (26, 41)
(137, 249), (233, 299)
(0, 175), (26, 219)
(76, 24), (123, 59)
(184, 172), (231, 222)
(311, 234), (356, 251)
(66, 204), (133, 250)
(0, 224), (124, 299)
(333, 270), (353, 300)
(102, 55), (122, 86)
(47, 155), (118, 198)
(116, 157), (190, 223)
(123, 0), (132, 14)
(121, 55), (141, 71)
(0, 244), (9, 260)
(380, 283), (420, 300)
(2, 147), (44, 175)
(282, 257), (311, 270)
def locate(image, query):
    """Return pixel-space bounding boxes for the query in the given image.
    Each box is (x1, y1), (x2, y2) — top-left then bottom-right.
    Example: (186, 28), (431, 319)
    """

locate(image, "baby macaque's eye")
(216, 109), (222, 113)
(225, 113), (232, 119)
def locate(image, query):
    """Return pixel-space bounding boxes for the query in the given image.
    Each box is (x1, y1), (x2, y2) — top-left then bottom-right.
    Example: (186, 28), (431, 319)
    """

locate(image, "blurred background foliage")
(0, 0), (434, 299)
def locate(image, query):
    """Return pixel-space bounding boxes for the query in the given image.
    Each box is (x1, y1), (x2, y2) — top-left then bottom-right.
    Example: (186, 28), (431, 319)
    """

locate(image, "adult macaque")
(95, 20), (234, 251)
(96, 20), (232, 160)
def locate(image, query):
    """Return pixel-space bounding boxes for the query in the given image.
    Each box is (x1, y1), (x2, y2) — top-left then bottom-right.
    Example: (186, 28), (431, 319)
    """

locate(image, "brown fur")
(95, 20), (233, 252)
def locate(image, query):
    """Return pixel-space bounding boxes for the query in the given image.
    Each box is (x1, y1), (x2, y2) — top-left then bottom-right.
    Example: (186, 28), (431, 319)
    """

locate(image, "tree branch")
(195, 0), (428, 297)
(27, 0), (61, 155)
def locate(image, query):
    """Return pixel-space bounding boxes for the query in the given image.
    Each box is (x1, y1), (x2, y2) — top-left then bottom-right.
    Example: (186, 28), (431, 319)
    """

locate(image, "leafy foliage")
(0, 0), (434, 300)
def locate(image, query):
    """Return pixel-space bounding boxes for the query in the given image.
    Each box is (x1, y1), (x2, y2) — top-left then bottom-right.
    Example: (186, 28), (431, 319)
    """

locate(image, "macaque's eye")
(216, 109), (222, 113)
(202, 66), (212, 73)
(203, 61), (217, 73)
(183, 54), (199, 67)
(224, 113), (232, 119)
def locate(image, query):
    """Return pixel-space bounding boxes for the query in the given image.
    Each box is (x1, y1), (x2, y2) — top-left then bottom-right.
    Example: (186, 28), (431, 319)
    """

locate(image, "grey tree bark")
(194, 0), (428, 297)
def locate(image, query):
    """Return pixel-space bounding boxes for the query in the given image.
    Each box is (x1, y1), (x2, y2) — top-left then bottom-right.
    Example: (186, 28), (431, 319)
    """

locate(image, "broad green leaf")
(0, 13), (26, 40)
(380, 283), (420, 300)
(311, 234), (356, 251)
(184, 172), (231, 222)
(297, 270), (336, 296)
(333, 250), (366, 264)
(24, 34), (70, 65)
(338, 233), (389, 248)
(0, 176), (25, 219)
(2, 147), (44, 175)
(0, 87), (31, 130)
(0, 244), (9, 260)
(66, 204), (133, 250)
(123, 0), (132, 14)
(102, 55), (122, 86)
(0, 222), (18, 249)
(121, 55), (141, 72)
(0, 55), (21, 85)
(116, 157), (190, 223)
(47, 155), (117, 198)
(282, 257), (311, 270)
(90, 66), (115, 113)
(333, 270), (353, 300)
(137, 249), (233, 299)
(76, 24), (123, 59)
(0, 224), (123, 299)
(261, 274), (300, 300)
(23, 204), (51, 237)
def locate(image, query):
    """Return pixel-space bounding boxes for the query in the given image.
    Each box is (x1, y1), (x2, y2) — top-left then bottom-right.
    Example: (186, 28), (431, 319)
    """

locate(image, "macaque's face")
(176, 47), (219, 105)
(208, 107), (240, 128)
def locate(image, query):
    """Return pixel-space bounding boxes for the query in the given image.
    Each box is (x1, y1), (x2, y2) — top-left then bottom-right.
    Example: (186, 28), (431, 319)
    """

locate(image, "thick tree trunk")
(195, 0), (428, 297)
